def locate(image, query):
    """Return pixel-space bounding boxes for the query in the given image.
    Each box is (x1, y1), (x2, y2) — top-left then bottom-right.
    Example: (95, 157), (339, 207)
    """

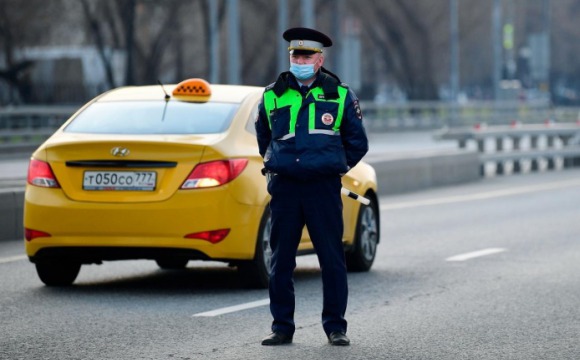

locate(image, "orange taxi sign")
(172, 78), (212, 102)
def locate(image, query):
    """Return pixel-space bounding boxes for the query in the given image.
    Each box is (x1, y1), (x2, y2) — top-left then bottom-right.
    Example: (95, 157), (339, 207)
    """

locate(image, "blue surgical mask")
(289, 63), (316, 80)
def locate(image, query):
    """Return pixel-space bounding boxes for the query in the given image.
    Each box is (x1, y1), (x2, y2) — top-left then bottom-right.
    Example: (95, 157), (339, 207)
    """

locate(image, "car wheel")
(238, 205), (272, 289)
(35, 261), (81, 286)
(346, 196), (379, 272)
(155, 258), (189, 270)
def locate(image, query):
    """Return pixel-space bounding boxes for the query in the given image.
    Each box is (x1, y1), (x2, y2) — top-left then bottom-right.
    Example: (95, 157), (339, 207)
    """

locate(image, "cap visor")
(290, 49), (318, 55)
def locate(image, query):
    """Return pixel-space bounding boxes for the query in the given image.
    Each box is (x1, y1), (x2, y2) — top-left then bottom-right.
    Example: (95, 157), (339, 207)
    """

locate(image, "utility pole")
(503, 0), (516, 79)
(277, 0), (288, 74)
(449, 0), (460, 126)
(492, 0), (503, 100)
(124, 0), (136, 85)
(227, 0), (240, 84)
(301, 0), (314, 28)
(341, 17), (361, 92)
(543, 0), (551, 97)
(450, 0), (459, 102)
(209, 0), (219, 83)
(333, 0), (345, 75)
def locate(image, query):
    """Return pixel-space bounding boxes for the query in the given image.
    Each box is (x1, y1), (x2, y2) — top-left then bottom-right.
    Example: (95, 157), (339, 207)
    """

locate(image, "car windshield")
(64, 101), (239, 134)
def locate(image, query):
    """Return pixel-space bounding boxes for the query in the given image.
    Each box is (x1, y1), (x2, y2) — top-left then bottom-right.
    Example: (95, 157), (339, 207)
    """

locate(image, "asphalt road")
(1, 169), (579, 359)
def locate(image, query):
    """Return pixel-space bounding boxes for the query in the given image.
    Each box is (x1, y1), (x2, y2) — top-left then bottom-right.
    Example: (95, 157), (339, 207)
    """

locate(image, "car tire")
(238, 206), (272, 289)
(346, 195), (379, 272)
(35, 261), (81, 286)
(155, 258), (189, 270)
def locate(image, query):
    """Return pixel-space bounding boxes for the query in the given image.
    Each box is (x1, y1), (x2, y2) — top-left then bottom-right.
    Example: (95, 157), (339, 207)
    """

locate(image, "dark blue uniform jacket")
(255, 68), (368, 181)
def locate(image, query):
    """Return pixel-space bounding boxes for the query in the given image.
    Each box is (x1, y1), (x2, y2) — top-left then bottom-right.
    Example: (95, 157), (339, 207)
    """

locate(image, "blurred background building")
(0, 0), (578, 106)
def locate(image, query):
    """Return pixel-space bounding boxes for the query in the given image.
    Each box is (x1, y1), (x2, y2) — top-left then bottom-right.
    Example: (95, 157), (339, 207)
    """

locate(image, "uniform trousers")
(267, 174), (348, 336)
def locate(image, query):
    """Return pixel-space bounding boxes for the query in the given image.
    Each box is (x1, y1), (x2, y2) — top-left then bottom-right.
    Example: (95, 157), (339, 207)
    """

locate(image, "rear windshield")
(64, 101), (239, 134)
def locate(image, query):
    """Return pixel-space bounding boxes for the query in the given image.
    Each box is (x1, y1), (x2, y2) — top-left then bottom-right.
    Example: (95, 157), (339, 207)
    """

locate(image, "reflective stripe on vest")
(263, 85), (348, 135)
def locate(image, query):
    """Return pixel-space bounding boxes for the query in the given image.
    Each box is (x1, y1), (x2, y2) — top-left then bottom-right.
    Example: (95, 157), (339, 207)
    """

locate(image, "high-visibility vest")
(262, 85), (349, 137)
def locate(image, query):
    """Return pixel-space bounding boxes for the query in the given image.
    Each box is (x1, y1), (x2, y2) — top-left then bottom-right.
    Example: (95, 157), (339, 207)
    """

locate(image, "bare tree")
(132, 0), (183, 84)
(80, 0), (117, 88)
(79, 0), (186, 86)
(352, 0), (441, 100)
(4, 0), (580, 104)
(239, 0), (278, 86)
(0, 0), (61, 103)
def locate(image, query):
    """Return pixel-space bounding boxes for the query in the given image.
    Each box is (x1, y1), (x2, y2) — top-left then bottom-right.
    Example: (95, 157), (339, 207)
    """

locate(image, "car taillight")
(27, 159), (60, 188)
(181, 159), (248, 189)
(184, 229), (230, 244)
(25, 228), (51, 241)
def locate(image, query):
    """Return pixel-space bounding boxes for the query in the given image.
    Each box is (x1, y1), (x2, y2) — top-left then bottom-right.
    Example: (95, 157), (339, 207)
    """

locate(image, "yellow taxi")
(24, 78), (380, 287)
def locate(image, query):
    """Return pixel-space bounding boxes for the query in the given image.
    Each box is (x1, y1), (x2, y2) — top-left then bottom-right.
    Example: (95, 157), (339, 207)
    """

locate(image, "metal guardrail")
(0, 106), (77, 128)
(435, 122), (580, 176)
(362, 101), (580, 130)
(0, 106), (77, 152)
(1, 103), (580, 150)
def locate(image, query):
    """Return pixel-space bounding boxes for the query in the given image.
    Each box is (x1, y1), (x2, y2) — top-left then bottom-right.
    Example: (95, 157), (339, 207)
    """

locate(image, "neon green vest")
(262, 85), (348, 134)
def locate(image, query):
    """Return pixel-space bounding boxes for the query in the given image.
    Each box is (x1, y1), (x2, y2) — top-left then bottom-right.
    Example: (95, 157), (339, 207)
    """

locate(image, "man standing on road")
(255, 27), (368, 346)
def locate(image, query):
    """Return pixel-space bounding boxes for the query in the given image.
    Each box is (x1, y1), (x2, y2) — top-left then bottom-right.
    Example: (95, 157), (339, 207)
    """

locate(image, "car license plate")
(83, 171), (157, 191)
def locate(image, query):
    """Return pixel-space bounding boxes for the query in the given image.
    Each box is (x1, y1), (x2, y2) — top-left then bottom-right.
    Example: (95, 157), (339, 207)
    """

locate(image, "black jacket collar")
(272, 67), (341, 100)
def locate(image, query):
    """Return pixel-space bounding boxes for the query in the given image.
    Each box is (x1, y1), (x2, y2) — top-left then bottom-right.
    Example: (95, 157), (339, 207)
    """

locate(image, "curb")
(0, 188), (24, 241)
(366, 149), (480, 195)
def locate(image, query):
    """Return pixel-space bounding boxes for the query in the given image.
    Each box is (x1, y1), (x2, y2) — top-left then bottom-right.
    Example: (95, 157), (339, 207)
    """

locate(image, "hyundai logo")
(111, 147), (130, 157)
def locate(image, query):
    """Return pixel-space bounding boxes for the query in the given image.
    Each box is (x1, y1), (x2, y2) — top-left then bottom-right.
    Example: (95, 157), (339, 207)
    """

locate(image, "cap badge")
(321, 113), (334, 126)
(298, 40), (304, 46)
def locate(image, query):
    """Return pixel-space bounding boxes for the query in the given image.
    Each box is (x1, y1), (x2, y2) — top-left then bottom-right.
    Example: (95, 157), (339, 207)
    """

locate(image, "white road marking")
(381, 178), (580, 211)
(446, 248), (507, 262)
(192, 298), (270, 317)
(0, 255), (27, 264)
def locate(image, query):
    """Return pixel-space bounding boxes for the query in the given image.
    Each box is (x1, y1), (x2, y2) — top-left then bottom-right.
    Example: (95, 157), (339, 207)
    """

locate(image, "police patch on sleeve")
(354, 100), (363, 120)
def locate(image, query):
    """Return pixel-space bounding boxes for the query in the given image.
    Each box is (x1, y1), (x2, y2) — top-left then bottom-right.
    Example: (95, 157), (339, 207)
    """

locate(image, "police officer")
(255, 27), (368, 346)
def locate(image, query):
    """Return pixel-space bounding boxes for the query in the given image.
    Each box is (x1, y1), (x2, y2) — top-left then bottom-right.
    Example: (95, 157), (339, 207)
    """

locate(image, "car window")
(64, 101), (239, 134)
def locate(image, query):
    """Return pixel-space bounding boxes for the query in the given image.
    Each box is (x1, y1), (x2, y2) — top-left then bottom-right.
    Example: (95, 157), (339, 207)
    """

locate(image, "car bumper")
(24, 186), (264, 262)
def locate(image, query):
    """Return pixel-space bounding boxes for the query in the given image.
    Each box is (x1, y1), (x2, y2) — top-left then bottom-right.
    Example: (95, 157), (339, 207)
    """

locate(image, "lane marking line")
(0, 255), (27, 264)
(381, 178), (580, 211)
(192, 298), (270, 317)
(446, 248), (507, 262)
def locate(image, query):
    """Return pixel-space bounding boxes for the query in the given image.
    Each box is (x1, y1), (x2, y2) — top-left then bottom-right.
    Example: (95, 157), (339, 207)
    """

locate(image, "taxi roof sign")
(172, 78), (212, 102)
